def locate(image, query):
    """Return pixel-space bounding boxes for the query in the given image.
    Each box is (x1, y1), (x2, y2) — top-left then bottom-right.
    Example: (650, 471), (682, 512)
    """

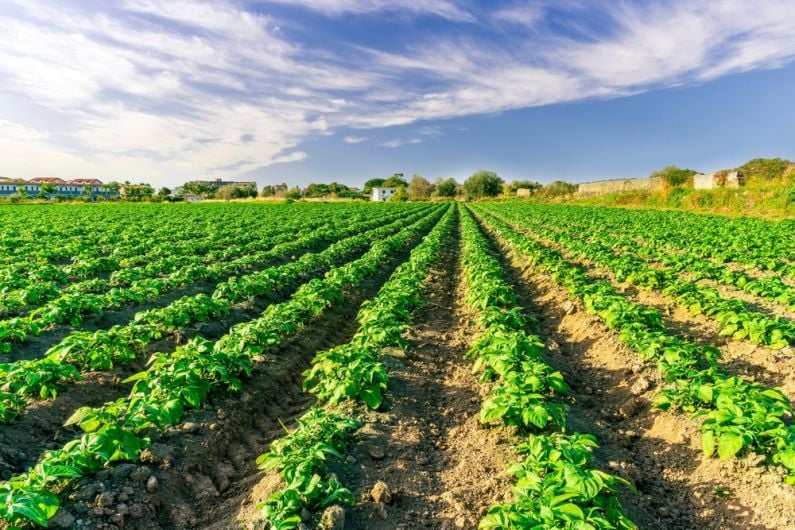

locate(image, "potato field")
(0, 202), (793, 530)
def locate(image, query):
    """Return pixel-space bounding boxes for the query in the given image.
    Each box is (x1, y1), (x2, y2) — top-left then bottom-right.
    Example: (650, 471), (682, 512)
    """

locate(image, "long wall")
(576, 176), (663, 197)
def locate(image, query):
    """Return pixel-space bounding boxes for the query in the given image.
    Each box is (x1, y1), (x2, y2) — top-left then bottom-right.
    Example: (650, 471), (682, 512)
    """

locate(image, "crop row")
(491, 206), (795, 349)
(0, 203), (427, 294)
(0, 205), (446, 528)
(474, 205), (795, 484)
(0, 205), (286, 289)
(259, 205), (454, 529)
(546, 206), (795, 275)
(0, 206), (428, 346)
(459, 206), (636, 530)
(0, 206), (438, 423)
(501, 205), (795, 311)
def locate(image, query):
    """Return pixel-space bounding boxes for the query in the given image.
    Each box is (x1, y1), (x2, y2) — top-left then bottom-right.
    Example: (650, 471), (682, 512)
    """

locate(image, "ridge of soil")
(339, 211), (516, 530)
(474, 210), (795, 530)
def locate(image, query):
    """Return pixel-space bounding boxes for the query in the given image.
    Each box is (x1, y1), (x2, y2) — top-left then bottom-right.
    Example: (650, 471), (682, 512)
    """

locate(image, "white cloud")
(491, 5), (544, 28)
(259, 0), (475, 22)
(378, 139), (403, 148)
(343, 135), (368, 144)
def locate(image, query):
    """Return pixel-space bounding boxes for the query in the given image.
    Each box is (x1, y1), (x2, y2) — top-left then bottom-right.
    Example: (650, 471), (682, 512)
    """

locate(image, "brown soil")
(476, 211), (795, 530)
(337, 216), (516, 530)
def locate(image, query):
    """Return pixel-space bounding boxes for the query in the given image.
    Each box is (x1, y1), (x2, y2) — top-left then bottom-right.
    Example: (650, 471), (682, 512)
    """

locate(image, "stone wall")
(576, 176), (662, 197)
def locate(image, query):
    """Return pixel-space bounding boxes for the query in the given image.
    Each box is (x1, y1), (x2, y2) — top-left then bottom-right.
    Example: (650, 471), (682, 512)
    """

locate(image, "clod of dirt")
(629, 377), (651, 395)
(130, 466), (151, 482)
(374, 502), (388, 520)
(370, 480), (393, 504)
(96, 491), (115, 507)
(319, 505), (346, 530)
(48, 509), (75, 528)
(366, 443), (386, 460)
(146, 475), (159, 493)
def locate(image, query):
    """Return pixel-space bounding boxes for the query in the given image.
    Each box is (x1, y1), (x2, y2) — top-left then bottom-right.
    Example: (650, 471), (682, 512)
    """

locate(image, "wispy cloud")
(0, 0), (794, 185)
(259, 0), (475, 22)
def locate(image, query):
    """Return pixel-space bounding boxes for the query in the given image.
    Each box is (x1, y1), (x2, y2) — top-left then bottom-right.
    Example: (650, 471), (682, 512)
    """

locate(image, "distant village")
(0, 158), (786, 203)
(0, 176), (258, 202)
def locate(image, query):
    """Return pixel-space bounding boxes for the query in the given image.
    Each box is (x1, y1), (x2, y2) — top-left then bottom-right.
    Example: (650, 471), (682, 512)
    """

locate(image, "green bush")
(737, 158), (793, 181)
(651, 165), (697, 187)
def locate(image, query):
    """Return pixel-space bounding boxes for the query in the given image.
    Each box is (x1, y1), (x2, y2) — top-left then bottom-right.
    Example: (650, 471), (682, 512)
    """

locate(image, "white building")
(693, 171), (744, 190)
(371, 187), (397, 201)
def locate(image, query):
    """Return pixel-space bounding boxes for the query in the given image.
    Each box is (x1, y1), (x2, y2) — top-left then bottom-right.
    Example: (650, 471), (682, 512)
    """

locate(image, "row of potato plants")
(0, 205), (427, 348)
(494, 207), (794, 349)
(0, 206), (438, 423)
(259, 205), (454, 529)
(0, 204), (276, 290)
(0, 202), (426, 294)
(0, 205), (445, 528)
(474, 205), (795, 485)
(459, 206), (636, 530)
(537, 205), (795, 277)
(504, 205), (795, 311)
(0, 205), (384, 315)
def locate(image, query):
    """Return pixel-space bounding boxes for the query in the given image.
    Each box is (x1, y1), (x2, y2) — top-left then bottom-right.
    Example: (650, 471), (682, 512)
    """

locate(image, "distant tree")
(408, 175), (433, 200)
(542, 181), (577, 197)
(103, 182), (121, 197)
(507, 180), (542, 193)
(38, 183), (56, 198)
(382, 173), (408, 188)
(363, 178), (385, 193)
(390, 186), (408, 202)
(650, 166), (697, 188)
(218, 185), (237, 201)
(463, 170), (503, 199)
(158, 187), (172, 198)
(121, 183), (154, 201)
(433, 178), (457, 198)
(285, 186), (302, 200)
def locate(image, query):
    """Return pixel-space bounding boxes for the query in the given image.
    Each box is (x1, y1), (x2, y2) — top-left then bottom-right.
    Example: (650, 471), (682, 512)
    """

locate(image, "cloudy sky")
(1, 0), (795, 187)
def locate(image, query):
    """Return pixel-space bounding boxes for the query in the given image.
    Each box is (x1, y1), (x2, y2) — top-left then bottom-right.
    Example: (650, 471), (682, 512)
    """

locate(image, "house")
(516, 188), (532, 197)
(0, 177), (120, 199)
(184, 194), (203, 202)
(371, 187), (397, 201)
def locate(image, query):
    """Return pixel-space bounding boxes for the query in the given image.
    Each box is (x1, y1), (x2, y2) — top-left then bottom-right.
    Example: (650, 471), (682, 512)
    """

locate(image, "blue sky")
(1, 1), (795, 188)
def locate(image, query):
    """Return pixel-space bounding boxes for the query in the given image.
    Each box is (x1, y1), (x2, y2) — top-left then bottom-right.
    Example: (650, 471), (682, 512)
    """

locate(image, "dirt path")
(476, 213), (795, 530)
(340, 214), (516, 530)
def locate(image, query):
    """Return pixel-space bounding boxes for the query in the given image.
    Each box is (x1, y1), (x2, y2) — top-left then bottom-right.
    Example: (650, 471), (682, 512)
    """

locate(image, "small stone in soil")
(630, 377), (651, 395)
(96, 492), (114, 507)
(319, 505), (345, 530)
(371, 480), (393, 504)
(146, 475), (158, 493)
(366, 444), (385, 460)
